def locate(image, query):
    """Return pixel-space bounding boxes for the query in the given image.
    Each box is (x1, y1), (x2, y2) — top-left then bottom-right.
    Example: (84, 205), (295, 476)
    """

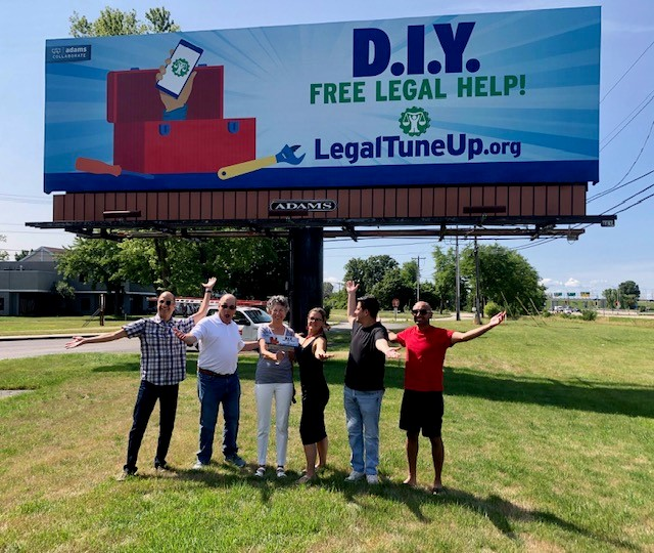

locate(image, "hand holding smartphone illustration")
(156, 39), (203, 99)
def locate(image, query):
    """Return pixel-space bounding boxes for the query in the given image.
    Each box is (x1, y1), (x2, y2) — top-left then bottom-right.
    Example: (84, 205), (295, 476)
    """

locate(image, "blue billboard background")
(44, 7), (600, 193)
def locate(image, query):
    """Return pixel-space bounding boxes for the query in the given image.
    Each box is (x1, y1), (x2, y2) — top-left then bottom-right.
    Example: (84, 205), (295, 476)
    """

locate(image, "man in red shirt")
(389, 302), (505, 493)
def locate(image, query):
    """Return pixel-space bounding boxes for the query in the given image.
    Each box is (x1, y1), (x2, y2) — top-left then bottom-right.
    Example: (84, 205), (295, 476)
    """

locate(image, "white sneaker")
(344, 470), (365, 482)
(192, 461), (206, 471)
(255, 466), (266, 478)
(366, 474), (379, 485)
(276, 466), (287, 478)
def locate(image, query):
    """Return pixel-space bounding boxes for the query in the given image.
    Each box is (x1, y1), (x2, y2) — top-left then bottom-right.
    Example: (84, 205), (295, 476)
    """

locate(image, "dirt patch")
(0, 390), (31, 399)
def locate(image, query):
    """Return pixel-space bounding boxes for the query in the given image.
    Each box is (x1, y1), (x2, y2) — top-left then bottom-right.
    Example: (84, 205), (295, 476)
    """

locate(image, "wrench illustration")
(217, 144), (305, 180)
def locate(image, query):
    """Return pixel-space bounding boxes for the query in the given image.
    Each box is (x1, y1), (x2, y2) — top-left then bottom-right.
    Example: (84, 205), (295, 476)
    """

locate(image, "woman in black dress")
(296, 307), (332, 484)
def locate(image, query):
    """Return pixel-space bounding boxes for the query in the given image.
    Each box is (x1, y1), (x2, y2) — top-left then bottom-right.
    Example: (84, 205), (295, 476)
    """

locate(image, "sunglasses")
(411, 309), (430, 315)
(221, 304), (237, 310)
(158, 300), (173, 306)
(308, 317), (323, 322)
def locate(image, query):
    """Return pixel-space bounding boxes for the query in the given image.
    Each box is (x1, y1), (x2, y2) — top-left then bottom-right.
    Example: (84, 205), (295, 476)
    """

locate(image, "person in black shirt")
(343, 281), (399, 484)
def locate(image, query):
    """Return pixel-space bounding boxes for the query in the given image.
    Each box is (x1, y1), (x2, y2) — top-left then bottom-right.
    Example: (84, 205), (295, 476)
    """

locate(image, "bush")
(542, 310), (552, 318)
(484, 301), (503, 318)
(581, 309), (597, 321)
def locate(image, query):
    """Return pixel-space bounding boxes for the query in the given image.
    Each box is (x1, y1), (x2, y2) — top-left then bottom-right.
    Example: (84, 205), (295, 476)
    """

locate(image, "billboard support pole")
(289, 227), (324, 331)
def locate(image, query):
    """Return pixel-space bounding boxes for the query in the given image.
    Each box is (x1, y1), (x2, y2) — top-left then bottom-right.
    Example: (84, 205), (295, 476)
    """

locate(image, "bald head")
(411, 301), (432, 328)
(217, 293), (237, 324)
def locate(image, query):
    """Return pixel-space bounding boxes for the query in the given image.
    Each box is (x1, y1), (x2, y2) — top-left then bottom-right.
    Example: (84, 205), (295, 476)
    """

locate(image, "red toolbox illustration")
(106, 65), (256, 174)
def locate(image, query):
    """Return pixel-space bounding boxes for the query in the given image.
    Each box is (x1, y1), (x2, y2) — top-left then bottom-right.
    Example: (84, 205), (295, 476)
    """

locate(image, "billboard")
(44, 7), (600, 194)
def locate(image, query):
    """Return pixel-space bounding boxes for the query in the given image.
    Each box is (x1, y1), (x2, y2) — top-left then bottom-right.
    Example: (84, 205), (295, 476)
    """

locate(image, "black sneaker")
(225, 454), (247, 468)
(117, 469), (136, 481)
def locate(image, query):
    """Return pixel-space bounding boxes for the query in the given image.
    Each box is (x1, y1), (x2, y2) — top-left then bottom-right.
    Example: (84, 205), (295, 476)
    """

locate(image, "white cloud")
(325, 276), (341, 284)
(565, 278), (581, 288)
(539, 278), (562, 288)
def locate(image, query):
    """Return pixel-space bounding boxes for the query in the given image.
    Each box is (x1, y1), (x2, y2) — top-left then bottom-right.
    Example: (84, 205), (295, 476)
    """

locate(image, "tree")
(618, 280), (640, 308)
(460, 243), (546, 318)
(14, 249), (32, 261)
(56, 238), (124, 314)
(602, 288), (619, 309)
(69, 6), (180, 37)
(343, 255), (399, 296)
(323, 282), (334, 299)
(0, 234), (8, 261)
(370, 268), (414, 309)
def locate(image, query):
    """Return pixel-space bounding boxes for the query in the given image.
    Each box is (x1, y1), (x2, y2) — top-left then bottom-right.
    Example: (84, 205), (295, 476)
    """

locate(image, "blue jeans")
(197, 372), (241, 464)
(344, 385), (384, 475)
(125, 380), (179, 473)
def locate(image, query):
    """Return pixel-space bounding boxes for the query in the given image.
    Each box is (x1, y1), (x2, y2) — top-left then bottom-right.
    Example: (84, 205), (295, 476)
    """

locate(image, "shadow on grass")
(159, 465), (636, 550)
(445, 367), (654, 419)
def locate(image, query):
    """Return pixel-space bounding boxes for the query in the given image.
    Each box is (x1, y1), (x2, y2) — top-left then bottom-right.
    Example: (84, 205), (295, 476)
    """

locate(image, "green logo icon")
(172, 58), (190, 77)
(399, 107), (431, 137)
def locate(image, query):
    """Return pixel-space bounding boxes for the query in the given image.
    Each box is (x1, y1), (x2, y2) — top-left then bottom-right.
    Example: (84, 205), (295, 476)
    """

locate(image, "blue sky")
(2, 0), (653, 298)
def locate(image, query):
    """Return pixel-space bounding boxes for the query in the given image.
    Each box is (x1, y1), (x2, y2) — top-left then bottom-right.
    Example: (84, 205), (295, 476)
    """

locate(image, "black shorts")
(399, 390), (444, 438)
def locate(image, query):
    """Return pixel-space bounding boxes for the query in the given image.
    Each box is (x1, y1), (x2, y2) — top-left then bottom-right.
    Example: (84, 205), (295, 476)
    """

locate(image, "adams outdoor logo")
(399, 107), (431, 136)
(270, 200), (337, 212)
(46, 45), (92, 63)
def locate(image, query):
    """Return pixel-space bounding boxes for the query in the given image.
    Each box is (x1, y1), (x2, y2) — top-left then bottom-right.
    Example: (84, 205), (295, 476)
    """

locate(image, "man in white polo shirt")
(174, 293), (258, 469)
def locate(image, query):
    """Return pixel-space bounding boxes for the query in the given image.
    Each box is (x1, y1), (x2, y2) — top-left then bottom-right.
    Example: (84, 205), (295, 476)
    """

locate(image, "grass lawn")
(0, 316), (134, 337)
(1, 317), (653, 552)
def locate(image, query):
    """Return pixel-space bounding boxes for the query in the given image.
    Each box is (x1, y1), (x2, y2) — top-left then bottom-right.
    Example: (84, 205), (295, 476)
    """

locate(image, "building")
(0, 247), (154, 316)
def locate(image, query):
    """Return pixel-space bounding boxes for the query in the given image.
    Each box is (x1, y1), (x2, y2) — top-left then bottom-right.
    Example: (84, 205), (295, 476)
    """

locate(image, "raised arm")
(65, 328), (128, 349)
(192, 277), (217, 324)
(451, 311), (506, 345)
(346, 280), (359, 326)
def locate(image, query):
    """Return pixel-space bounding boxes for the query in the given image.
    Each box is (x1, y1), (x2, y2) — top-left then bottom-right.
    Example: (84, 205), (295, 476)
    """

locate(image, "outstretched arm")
(241, 340), (260, 352)
(451, 311), (506, 345)
(65, 328), (128, 349)
(173, 327), (198, 346)
(346, 280), (359, 326)
(192, 277), (217, 325)
(375, 338), (401, 359)
(312, 336), (333, 361)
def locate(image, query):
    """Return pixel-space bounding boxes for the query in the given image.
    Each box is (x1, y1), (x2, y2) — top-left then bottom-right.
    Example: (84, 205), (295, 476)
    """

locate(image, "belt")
(198, 368), (233, 377)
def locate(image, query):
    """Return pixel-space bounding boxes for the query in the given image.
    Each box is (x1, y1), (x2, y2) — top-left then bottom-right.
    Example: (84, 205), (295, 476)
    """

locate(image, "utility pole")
(412, 255), (425, 301)
(455, 234), (461, 321)
(474, 236), (482, 324)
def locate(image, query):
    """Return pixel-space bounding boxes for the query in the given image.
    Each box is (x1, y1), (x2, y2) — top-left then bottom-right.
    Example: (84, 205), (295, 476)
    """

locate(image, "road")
(0, 337), (142, 360)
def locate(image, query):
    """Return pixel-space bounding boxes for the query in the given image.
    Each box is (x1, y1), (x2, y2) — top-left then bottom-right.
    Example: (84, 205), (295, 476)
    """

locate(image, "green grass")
(0, 315), (136, 336)
(1, 317), (653, 552)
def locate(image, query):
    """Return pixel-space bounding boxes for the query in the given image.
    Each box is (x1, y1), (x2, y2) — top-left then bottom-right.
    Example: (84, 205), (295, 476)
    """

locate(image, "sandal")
(297, 473), (316, 485)
(255, 466), (266, 478)
(276, 466), (287, 478)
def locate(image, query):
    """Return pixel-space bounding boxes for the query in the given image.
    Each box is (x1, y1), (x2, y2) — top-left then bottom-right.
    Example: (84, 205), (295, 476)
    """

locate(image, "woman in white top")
(254, 295), (296, 478)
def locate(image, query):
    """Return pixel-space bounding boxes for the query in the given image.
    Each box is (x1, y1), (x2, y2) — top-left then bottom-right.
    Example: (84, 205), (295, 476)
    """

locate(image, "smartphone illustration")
(156, 39), (203, 99)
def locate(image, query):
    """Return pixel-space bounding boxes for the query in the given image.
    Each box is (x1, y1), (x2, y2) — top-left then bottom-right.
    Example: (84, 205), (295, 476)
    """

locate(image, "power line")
(588, 168), (654, 204)
(600, 38), (654, 104)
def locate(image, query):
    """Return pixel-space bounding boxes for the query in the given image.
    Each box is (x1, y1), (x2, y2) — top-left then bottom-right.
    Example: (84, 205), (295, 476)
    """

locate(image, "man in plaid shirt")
(66, 277), (216, 480)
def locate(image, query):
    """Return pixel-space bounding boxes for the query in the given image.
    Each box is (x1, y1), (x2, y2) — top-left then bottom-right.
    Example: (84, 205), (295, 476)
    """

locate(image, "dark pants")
(124, 380), (179, 473)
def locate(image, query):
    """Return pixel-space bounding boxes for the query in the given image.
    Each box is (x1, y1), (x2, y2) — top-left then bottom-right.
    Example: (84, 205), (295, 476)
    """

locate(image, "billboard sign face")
(44, 7), (600, 194)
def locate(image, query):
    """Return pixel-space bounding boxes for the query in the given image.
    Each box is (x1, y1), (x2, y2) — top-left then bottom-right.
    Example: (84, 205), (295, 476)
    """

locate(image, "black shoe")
(117, 468), (136, 481)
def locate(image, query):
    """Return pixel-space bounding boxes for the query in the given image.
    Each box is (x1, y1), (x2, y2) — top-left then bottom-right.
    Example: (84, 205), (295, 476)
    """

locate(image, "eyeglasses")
(158, 300), (173, 306)
(220, 304), (236, 310)
(411, 309), (430, 315)
(308, 317), (323, 322)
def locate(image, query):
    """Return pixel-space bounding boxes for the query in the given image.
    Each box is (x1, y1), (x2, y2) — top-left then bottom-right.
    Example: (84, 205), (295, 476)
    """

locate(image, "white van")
(207, 306), (272, 341)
